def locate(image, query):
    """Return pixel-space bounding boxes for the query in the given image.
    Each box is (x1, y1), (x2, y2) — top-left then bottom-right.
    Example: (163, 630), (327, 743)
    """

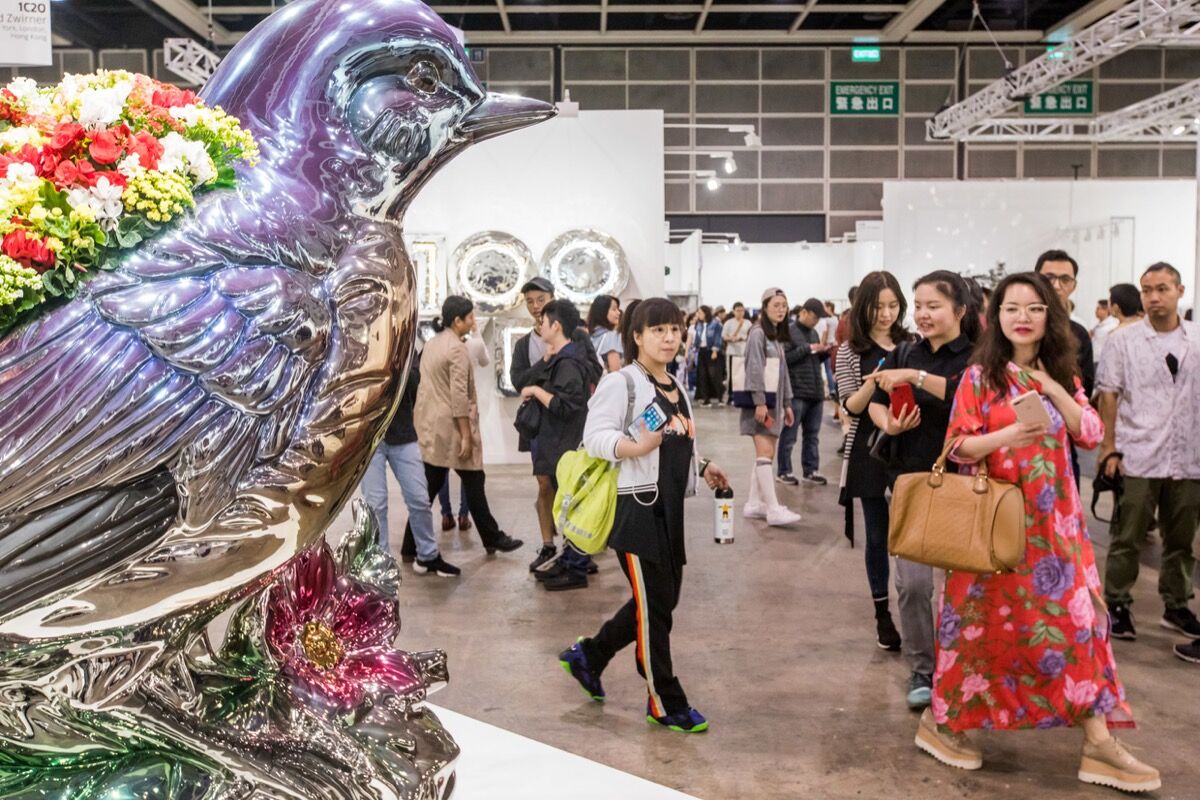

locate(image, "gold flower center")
(300, 620), (344, 672)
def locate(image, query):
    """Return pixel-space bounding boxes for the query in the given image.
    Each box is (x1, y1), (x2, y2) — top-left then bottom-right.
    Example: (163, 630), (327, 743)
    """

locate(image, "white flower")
(76, 81), (132, 130)
(5, 76), (38, 101)
(158, 131), (217, 185)
(0, 125), (45, 152)
(117, 153), (145, 178)
(169, 104), (204, 128)
(65, 177), (125, 230)
(3, 162), (37, 183)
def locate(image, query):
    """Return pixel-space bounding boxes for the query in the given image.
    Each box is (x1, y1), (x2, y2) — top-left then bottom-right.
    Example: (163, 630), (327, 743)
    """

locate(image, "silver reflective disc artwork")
(452, 231), (536, 313)
(493, 320), (533, 397)
(540, 229), (629, 305)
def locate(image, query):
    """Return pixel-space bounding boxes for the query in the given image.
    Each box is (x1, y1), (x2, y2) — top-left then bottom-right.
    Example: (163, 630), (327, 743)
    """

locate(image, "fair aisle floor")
(353, 404), (1198, 800)
(432, 705), (699, 800)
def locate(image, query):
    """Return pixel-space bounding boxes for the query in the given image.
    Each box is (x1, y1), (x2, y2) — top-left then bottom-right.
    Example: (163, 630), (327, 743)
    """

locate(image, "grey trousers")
(894, 557), (935, 676)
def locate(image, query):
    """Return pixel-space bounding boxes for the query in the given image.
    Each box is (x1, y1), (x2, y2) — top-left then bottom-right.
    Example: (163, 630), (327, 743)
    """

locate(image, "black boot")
(874, 597), (901, 652)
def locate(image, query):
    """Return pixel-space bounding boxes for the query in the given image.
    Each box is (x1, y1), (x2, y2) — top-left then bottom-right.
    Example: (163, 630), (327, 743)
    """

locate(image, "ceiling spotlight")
(706, 176), (722, 192)
(1172, 124), (1187, 135)
(723, 157), (737, 175)
(743, 132), (762, 147)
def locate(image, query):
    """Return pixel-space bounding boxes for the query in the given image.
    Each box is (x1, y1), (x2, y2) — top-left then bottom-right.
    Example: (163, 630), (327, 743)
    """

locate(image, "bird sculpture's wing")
(0, 226), (331, 620)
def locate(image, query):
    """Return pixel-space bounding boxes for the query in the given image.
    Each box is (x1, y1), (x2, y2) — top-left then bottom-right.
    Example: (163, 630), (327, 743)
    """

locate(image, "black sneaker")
(1110, 604), (1137, 640)
(1161, 607), (1200, 639)
(775, 474), (799, 486)
(485, 533), (523, 554)
(874, 602), (901, 652)
(558, 638), (605, 701)
(412, 555), (461, 578)
(802, 473), (828, 486)
(536, 562), (566, 583)
(543, 568), (588, 592)
(1174, 640), (1200, 664)
(906, 671), (932, 710)
(529, 544), (558, 573)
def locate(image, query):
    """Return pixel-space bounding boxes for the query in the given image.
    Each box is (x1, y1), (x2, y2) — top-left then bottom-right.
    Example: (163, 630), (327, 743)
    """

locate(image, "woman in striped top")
(835, 271), (911, 652)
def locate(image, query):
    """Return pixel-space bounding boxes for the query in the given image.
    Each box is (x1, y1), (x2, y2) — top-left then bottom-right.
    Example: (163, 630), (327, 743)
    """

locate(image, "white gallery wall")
(407, 109), (665, 464)
(882, 180), (1198, 312)
(695, 241), (883, 309)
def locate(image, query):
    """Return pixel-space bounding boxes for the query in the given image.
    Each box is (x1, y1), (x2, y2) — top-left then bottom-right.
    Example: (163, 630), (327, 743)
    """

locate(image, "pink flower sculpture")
(265, 542), (423, 711)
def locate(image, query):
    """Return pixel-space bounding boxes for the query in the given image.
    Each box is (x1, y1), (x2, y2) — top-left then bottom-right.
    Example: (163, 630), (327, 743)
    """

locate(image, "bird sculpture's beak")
(457, 93), (556, 142)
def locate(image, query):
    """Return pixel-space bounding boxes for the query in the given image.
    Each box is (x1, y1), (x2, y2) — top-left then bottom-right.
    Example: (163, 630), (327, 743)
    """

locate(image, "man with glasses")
(1034, 250), (1094, 398)
(1095, 263), (1200, 656)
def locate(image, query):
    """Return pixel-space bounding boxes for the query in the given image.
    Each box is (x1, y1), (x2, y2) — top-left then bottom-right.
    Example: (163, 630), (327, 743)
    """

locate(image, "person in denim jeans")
(777, 299), (831, 486)
(361, 355), (460, 577)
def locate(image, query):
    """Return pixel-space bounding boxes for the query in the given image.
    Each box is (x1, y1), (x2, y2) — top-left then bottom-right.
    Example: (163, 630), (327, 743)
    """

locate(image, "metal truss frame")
(928, 0), (1200, 141)
(951, 76), (1200, 141)
(163, 37), (222, 85)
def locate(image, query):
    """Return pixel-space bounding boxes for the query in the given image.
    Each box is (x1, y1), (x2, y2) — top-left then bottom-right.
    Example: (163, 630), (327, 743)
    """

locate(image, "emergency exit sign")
(830, 81), (899, 115)
(1024, 80), (1093, 114)
(851, 46), (881, 63)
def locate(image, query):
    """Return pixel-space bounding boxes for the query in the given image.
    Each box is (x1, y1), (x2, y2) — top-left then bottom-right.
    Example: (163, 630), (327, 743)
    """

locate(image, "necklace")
(650, 373), (675, 391)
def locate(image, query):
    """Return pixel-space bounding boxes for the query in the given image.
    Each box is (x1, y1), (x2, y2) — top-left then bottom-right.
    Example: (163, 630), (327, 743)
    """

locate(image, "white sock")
(755, 460), (785, 510)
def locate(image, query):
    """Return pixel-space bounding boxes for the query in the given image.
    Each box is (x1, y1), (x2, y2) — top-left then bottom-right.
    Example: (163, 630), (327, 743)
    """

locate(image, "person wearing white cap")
(738, 287), (802, 526)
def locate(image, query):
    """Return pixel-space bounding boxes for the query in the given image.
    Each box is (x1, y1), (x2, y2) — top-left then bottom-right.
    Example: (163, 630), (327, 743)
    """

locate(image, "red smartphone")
(890, 383), (916, 417)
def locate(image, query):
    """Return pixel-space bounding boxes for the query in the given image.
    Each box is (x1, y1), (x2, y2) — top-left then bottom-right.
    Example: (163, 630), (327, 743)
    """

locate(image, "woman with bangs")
(557, 298), (730, 734)
(914, 272), (1158, 794)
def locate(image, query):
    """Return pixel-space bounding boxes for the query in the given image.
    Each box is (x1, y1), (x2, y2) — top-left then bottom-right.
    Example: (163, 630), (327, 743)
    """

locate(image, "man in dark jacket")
(360, 353), (460, 578)
(520, 299), (596, 591)
(512, 278), (602, 574)
(778, 298), (832, 486)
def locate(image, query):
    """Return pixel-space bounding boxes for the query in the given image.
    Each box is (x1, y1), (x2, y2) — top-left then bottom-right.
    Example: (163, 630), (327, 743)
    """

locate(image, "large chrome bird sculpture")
(0, 1), (553, 797)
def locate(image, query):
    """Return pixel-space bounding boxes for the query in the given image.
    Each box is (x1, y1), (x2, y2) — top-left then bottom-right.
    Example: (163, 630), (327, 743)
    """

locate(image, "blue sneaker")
(906, 671), (932, 710)
(558, 638), (605, 702)
(646, 702), (708, 733)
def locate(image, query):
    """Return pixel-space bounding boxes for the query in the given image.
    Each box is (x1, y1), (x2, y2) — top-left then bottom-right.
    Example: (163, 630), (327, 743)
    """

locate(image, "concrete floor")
(363, 404), (1198, 800)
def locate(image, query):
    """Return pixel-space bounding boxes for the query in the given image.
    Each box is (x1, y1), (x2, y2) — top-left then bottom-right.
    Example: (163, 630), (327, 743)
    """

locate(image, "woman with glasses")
(914, 272), (1158, 794)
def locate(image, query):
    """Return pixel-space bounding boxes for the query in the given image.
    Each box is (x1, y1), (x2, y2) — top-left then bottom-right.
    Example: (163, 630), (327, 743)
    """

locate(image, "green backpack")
(554, 372), (636, 555)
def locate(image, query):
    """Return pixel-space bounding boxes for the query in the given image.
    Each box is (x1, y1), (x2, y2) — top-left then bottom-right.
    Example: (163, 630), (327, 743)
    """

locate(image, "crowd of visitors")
(358, 249), (1196, 793)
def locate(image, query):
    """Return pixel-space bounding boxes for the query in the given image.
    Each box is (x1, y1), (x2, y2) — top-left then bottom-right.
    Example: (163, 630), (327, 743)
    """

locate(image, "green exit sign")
(852, 46), (881, 63)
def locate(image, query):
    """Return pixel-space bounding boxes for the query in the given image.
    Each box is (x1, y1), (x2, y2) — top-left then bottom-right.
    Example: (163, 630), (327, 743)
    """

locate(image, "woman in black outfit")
(835, 271), (910, 651)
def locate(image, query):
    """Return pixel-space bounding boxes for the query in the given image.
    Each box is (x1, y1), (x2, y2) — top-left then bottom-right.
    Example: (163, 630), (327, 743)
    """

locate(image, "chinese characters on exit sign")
(1024, 81), (1094, 114)
(830, 82), (899, 115)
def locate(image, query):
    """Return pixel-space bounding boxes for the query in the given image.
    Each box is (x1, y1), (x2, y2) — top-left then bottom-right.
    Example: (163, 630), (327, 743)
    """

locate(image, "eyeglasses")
(999, 303), (1049, 318)
(1042, 274), (1076, 288)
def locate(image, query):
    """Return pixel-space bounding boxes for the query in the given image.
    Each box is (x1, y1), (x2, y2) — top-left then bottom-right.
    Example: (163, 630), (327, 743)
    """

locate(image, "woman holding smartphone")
(836, 271), (910, 652)
(740, 288), (800, 526)
(558, 298), (729, 733)
(868, 271), (979, 711)
(914, 272), (1158, 793)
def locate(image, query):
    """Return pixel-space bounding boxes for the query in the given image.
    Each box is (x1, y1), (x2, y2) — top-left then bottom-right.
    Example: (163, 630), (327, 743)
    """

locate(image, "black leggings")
(695, 348), (725, 402)
(860, 496), (890, 600)
(403, 464), (505, 555)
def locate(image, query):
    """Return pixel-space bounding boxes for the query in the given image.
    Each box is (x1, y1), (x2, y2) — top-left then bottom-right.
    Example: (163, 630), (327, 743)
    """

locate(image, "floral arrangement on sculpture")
(0, 70), (258, 337)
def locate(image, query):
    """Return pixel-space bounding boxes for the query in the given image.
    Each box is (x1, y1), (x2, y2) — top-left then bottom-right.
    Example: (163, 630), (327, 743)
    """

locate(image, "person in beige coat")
(406, 295), (523, 555)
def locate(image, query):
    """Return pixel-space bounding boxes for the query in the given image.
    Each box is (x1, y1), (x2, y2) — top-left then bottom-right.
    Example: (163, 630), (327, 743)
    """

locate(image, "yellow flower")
(45, 236), (63, 251)
(28, 205), (47, 223)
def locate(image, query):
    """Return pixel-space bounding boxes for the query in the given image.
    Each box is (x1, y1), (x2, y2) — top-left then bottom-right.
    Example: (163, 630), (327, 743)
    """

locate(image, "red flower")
(151, 86), (199, 109)
(88, 130), (122, 165)
(49, 122), (85, 152)
(0, 144), (41, 176)
(86, 169), (126, 189)
(124, 130), (163, 170)
(0, 89), (23, 124)
(2, 230), (56, 272)
(52, 158), (96, 189)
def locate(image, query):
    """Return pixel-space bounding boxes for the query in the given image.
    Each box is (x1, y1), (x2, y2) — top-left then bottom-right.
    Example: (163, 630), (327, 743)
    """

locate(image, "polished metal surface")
(0, 0), (553, 796)
(491, 320), (533, 397)
(451, 231), (537, 314)
(539, 229), (629, 305)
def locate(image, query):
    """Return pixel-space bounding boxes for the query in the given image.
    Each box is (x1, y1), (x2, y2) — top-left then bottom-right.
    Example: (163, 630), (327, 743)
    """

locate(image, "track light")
(743, 132), (761, 147)
(706, 176), (721, 192)
(722, 157), (737, 175)
(1172, 124), (1187, 136)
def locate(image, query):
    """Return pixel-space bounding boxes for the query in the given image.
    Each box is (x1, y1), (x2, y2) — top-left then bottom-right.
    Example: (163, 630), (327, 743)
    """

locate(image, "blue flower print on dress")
(1032, 554), (1075, 601)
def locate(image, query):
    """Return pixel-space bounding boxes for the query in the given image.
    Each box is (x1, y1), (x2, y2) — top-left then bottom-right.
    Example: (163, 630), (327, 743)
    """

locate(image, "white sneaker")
(765, 507), (802, 526)
(743, 503), (767, 520)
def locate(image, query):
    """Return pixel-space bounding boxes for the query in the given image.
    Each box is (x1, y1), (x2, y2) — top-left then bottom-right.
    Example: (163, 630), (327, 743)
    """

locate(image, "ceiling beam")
(600, 0), (608, 33)
(429, 3), (896, 12)
(1047, 0), (1129, 40)
(445, 28), (1050, 44)
(695, 0), (715, 34)
(495, 0), (511, 33)
(880, 0), (946, 42)
(789, 0), (819, 33)
(139, 0), (236, 45)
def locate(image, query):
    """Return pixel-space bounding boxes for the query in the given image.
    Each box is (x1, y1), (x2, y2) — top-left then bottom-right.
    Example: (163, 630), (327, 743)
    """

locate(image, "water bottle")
(713, 487), (735, 544)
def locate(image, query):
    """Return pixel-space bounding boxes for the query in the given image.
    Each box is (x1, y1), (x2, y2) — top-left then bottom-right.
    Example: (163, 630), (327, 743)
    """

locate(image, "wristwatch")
(916, 369), (928, 391)
(698, 458), (711, 477)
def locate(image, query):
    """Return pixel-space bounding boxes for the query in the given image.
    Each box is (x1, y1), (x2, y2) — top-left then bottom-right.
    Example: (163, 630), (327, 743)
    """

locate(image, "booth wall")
(697, 241), (883, 310)
(882, 180), (1197, 313)
(406, 109), (665, 464)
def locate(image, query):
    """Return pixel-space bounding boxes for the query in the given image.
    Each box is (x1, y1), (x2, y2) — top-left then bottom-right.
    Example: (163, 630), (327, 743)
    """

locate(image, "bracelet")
(698, 458), (711, 477)
(916, 369), (928, 391)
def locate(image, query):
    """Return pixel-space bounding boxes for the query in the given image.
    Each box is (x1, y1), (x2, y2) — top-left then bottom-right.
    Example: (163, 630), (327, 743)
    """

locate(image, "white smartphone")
(1011, 390), (1052, 428)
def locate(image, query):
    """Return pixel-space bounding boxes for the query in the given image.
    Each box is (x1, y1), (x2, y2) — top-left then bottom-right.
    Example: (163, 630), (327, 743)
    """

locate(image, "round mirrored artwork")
(452, 231), (536, 314)
(541, 229), (629, 305)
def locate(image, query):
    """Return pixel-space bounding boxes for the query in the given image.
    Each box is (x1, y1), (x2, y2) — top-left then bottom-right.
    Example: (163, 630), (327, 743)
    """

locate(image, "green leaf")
(1045, 625), (1067, 645)
(1020, 675), (1036, 686)
(1029, 535), (1051, 550)
(1030, 695), (1055, 712)
(115, 215), (147, 248)
(1044, 602), (1067, 616)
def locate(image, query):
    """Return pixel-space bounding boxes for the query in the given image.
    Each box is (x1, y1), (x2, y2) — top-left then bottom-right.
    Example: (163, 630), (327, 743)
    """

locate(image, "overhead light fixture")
(723, 158), (737, 175)
(1172, 124), (1188, 135)
(665, 123), (761, 149)
(743, 131), (761, 147)
(706, 176), (721, 192)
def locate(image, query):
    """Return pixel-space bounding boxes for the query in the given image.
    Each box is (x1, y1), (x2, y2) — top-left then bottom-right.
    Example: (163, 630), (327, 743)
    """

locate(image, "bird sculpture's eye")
(407, 60), (441, 95)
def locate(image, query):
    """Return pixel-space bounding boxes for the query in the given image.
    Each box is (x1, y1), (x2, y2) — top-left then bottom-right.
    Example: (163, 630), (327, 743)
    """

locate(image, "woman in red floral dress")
(914, 273), (1160, 794)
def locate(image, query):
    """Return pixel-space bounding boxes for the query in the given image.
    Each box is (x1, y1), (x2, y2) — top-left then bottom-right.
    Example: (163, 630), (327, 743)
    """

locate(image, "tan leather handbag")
(888, 438), (1027, 573)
